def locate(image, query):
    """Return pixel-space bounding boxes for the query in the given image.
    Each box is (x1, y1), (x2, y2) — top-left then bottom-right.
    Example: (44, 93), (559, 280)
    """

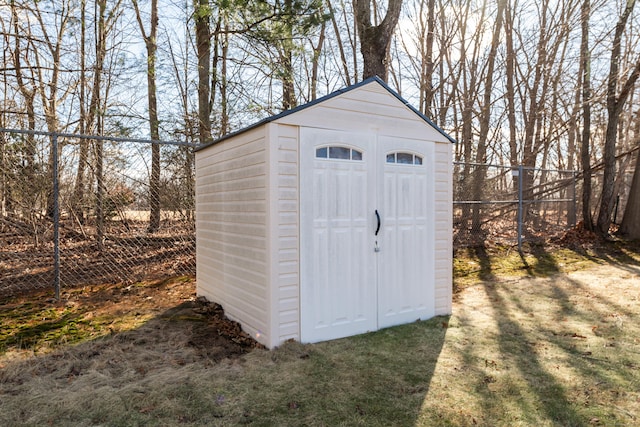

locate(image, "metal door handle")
(375, 210), (381, 236)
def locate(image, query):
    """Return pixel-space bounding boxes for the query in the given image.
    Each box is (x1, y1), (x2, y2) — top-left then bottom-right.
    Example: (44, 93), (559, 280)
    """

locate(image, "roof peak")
(196, 77), (455, 152)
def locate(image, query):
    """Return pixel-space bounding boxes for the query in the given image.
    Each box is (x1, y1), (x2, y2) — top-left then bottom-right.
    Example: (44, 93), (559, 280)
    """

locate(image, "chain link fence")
(453, 162), (578, 249)
(0, 129), (196, 299)
(1, 127), (633, 298)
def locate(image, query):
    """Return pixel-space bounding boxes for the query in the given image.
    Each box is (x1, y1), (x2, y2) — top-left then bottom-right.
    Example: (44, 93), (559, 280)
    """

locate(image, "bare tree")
(397, 0), (437, 117)
(195, 0), (213, 144)
(326, 0), (352, 86)
(132, 0), (161, 233)
(9, 1), (37, 188)
(471, 0), (506, 232)
(309, 17), (326, 101)
(504, 0), (518, 188)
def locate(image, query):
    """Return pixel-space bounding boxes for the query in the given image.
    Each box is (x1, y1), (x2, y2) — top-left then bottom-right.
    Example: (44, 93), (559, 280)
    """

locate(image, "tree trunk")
(354, 0), (403, 82)
(326, 0), (351, 86)
(73, 0), (88, 223)
(619, 144), (640, 238)
(310, 20), (326, 101)
(133, 0), (161, 233)
(520, 0), (549, 213)
(580, 0), (593, 229)
(220, 17), (229, 135)
(596, 0), (639, 235)
(471, 0), (506, 232)
(281, 0), (296, 110)
(422, 0), (435, 115)
(10, 1), (37, 196)
(195, 0), (212, 143)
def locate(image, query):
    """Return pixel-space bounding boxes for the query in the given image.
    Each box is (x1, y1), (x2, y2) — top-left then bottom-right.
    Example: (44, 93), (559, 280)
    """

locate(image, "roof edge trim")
(195, 76), (456, 152)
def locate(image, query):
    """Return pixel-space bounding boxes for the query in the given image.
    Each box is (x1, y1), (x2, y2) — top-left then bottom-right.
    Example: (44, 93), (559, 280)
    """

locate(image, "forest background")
(1, 0), (640, 239)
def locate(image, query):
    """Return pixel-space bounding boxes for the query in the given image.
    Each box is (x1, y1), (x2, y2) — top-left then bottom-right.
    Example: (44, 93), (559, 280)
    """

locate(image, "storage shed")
(195, 76), (454, 349)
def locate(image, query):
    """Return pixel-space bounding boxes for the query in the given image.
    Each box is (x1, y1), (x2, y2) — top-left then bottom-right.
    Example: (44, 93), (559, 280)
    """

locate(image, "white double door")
(300, 128), (434, 343)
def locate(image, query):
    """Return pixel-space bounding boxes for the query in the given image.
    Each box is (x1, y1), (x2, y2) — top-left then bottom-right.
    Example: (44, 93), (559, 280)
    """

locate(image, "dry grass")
(1, 242), (640, 426)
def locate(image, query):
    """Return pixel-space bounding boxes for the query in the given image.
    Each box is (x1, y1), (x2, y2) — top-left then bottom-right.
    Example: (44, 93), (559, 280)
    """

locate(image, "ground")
(0, 276), (262, 367)
(1, 240), (639, 426)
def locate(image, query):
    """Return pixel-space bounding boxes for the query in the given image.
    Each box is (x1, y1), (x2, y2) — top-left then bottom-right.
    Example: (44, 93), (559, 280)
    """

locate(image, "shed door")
(300, 129), (376, 343)
(377, 137), (435, 328)
(300, 129), (434, 343)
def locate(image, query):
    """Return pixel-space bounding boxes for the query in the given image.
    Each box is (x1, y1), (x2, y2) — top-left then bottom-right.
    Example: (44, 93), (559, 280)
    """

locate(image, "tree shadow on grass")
(455, 244), (588, 424)
(461, 243), (563, 284)
(566, 239), (640, 273)
(460, 241), (639, 425)
(474, 253), (583, 425)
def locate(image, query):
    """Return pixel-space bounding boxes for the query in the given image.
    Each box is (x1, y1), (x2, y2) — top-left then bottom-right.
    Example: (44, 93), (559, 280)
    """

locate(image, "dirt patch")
(160, 298), (265, 360)
(0, 276), (264, 374)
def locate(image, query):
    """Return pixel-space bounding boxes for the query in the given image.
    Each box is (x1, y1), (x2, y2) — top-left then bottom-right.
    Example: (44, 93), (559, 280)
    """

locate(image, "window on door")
(316, 146), (363, 161)
(386, 152), (423, 165)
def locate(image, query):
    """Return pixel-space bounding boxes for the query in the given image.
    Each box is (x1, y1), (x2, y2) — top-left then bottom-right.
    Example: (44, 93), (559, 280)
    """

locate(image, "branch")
(615, 55), (640, 116)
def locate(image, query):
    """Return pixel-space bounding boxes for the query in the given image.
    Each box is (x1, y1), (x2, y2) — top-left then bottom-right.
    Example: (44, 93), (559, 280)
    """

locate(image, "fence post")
(53, 133), (60, 300)
(571, 171), (577, 227)
(517, 165), (523, 251)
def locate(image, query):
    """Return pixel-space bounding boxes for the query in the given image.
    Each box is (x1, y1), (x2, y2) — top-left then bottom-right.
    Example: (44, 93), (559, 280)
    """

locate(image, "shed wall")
(195, 126), (270, 345)
(434, 142), (453, 315)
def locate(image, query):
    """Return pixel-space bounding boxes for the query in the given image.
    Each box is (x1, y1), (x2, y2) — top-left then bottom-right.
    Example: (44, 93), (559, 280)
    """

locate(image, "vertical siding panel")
(273, 124), (300, 344)
(433, 142), (453, 315)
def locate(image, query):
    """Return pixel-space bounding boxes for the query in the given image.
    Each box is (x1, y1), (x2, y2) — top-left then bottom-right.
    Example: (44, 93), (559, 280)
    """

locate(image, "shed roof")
(195, 76), (456, 152)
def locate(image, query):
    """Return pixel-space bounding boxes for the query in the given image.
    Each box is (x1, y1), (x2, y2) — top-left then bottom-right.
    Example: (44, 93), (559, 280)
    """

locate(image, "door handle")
(375, 210), (381, 236)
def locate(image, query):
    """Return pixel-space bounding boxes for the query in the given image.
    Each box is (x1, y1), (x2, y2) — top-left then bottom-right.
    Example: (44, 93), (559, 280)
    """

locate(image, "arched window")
(315, 146), (363, 161)
(386, 152), (423, 165)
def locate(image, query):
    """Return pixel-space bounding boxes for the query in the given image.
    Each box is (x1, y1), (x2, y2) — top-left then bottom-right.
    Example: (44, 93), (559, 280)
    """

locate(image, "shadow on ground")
(0, 279), (449, 426)
(452, 240), (640, 426)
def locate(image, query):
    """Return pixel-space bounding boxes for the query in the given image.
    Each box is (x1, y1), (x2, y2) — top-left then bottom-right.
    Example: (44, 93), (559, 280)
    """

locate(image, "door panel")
(377, 138), (435, 328)
(300, 128), (376, 343)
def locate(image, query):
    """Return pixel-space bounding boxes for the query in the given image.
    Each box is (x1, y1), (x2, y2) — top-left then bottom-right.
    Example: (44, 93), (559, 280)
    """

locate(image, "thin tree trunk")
(195, 0), (212, 143)
(520, 0), (549, 210)
(133, 0), (161, 233)
(281, 0), (296, 110)
(580, 0), (593, 229)
(220, 16), (229, 135)
(73, 0), (88, 223)
(10, 1), (37, 193)
(471, 0), (506, 232)
(327, 0), (351, 86)
(423, 0), (436, 114)
(94, 0), (107, 246)
(31, 0), (69, 219)
(310, 20), (326, 101)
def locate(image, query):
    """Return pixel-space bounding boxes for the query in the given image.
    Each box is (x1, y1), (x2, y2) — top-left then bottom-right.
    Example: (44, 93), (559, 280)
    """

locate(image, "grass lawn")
(1, 241), (639, 426)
